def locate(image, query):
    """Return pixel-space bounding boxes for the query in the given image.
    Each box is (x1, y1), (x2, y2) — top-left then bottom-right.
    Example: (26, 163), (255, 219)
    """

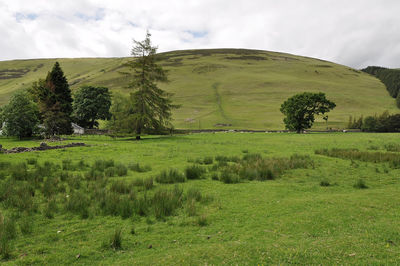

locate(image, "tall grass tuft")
(128, 162), (152, 173)
(153, 186), (183, 219)
(156, 169), (186, 184)
(185, 165), (206, 180)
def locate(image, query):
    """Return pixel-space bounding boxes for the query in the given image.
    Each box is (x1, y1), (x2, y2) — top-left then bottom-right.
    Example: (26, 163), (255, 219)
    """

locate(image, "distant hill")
(0, 49), (396, 130)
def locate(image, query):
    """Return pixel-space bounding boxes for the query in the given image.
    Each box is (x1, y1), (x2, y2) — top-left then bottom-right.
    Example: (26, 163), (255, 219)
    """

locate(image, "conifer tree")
(125, 31), (179, 139)
(30, 62), (73, 136)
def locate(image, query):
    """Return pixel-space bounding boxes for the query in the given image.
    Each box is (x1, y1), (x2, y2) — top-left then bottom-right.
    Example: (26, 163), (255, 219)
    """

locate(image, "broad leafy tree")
(30, 62), (73, 136)
(125, 31), (179, 139)
(280, 92), (336, 133)
(73, 86), (112, 128)
(1, 91), (39, 139)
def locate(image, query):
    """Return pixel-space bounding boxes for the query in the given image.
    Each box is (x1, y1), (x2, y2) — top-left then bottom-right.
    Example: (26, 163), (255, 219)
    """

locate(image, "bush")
(185, 165), (206, 180)
(156, 169), (186, 184)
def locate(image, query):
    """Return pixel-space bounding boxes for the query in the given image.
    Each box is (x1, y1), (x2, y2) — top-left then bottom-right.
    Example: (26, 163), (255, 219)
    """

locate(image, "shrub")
(354, 179), (368, 189)
(156, 169), (186, 184)
(185, 165), (206, 180)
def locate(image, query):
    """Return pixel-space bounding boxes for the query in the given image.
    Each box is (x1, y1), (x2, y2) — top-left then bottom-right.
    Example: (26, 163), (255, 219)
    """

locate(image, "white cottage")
(71, 123), (84, 135)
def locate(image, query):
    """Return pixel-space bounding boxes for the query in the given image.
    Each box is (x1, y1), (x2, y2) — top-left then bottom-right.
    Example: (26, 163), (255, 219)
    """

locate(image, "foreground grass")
(1, 132), (400, 264)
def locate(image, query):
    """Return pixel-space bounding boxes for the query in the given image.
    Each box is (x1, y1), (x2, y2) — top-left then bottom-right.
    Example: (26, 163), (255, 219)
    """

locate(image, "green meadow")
(0, 49), (396, 130)
(1, 132), (400, 264)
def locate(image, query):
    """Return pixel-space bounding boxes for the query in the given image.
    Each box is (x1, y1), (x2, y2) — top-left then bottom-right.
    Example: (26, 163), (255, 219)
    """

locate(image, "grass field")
(0, 49), (397, 130)
(1, 132), (400, 264)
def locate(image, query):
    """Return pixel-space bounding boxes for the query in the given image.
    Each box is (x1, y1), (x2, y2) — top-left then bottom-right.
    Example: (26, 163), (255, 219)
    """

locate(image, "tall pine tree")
(30, 62), (73, 136)
(125, 31), (179, 139)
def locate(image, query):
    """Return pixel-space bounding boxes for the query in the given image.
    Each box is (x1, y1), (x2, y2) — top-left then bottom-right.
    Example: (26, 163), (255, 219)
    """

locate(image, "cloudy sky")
(1, 0), (399, 68)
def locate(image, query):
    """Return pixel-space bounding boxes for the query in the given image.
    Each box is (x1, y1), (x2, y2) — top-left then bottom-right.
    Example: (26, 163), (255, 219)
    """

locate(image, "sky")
(1, 0), (399, 68)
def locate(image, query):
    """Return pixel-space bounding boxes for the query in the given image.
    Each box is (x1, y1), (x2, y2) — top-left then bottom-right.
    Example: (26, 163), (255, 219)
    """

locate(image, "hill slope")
(0, 49), (396, 130)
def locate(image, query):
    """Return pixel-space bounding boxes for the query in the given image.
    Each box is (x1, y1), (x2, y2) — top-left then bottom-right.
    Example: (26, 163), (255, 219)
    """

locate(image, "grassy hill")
(0, 49), (396, 130)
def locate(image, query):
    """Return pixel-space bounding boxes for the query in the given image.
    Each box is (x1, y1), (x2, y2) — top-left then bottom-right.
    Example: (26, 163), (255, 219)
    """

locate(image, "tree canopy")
(124, 31), (179, 139)
(1, 90), (39, 139)
(30, 62), (73, 136)
(280, 92), (336, 133)
(73, 86), (112, 128)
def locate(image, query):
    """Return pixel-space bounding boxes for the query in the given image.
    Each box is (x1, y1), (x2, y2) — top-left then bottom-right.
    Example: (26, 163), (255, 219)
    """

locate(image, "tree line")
(0, 32), (178, 139)
(362, 66), (400, 106)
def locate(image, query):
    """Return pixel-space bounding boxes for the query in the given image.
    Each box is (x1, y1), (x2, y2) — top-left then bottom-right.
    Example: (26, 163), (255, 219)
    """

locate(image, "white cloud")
(0, 0), (400, 68)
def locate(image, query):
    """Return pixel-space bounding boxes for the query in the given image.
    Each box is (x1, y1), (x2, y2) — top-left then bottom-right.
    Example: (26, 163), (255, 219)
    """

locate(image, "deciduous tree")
(73, 86), (112, 128)
(280, 92), (336, 133)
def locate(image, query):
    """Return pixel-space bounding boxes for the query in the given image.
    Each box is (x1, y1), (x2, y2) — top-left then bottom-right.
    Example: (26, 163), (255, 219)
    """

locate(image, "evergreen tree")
(125, 31), (179, 139)
(30, 62), (73, 136)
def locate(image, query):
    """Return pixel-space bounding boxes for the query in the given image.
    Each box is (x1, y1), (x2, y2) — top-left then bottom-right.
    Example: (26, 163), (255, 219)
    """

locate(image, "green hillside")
(0, 49), (396, 130)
